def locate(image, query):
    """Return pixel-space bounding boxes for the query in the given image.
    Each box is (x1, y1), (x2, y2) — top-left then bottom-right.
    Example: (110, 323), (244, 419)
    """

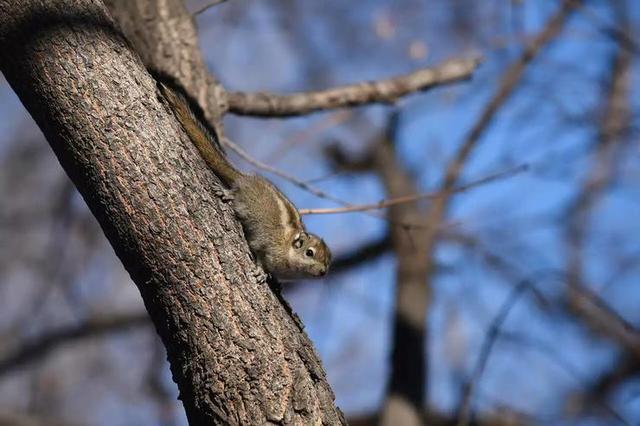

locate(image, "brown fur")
(158, 82), (331, 279)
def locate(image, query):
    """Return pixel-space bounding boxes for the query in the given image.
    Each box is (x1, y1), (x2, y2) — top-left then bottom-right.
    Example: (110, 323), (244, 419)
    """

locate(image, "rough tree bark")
(0, 0), (345, 424)
(102, 0), (227, 129)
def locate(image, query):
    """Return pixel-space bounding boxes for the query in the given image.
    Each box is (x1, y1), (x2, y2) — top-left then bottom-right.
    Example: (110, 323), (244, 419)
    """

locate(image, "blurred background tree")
(1, 0), (639, 425)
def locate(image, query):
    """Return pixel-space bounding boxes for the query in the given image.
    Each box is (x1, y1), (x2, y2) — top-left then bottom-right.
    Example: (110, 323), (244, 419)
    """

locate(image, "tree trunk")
(0, 0), (345, 424)
(376, 115), (430, 426)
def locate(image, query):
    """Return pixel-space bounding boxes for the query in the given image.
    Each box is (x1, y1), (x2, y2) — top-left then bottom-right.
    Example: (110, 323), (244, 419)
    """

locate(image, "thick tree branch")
(0, 1), (345, 424)
(226, 57), (481, 117)
(377, 111), (431, 426)
(103, 0), (227, 131)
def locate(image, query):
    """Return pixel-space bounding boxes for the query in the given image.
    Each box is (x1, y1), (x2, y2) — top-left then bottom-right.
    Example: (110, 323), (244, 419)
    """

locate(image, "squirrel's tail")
(158, 81), (241, 187)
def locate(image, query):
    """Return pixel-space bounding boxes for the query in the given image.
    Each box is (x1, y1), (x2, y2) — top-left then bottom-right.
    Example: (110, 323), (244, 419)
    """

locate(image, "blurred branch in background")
(345, 0), (585, 423)
(1, 0), (640, 424)
(329, 234), (391, 276)
(373, 111), (432, 426)
(298, 164), (527, 215)
(498, 332), (632, 425)
(0, 411), (72, 426)
(0, 313), (150, 376)
(457, 280), (530, 426)
(325, 110), (433, 425)
(415, 1), (580, 420)
(563, 0), (640, 363)
(572, 353), (640, 416)
(575, 2), (640, 55)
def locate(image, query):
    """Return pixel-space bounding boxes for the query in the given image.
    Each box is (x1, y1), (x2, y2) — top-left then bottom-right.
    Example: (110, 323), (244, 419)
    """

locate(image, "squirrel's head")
(287, 231), (331, 278)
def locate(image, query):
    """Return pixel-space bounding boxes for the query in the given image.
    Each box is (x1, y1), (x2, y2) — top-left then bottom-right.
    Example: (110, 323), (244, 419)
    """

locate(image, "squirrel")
(157, 81), (331, 280)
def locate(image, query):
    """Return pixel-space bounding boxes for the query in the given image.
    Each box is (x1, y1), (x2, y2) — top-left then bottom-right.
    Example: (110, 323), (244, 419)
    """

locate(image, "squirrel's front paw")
(251, 265), (270, 284)
(214, 186), (234, 203)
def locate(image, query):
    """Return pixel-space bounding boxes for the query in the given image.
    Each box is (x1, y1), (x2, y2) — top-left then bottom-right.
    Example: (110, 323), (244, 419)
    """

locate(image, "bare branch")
(457, 280), (530, 426)
(299, 164), (527, 215)
(267, 110), (353, 163)
(223, 137), (424, 228)
(193, 0), (228, 16)
(440, 0), (578, 195)
(223, 137), (361, 208)
(576, 2), (640, 55)
(563, 0), (640, 359)
(330, 234), (391, 274)
(573, 354), (640, 412)
(564, 284), (640, 358)
(0, 313), (150, 376)
(378, 111), (430, 426)
(226, 57), (482, 117)
(499, 332), (632, 425)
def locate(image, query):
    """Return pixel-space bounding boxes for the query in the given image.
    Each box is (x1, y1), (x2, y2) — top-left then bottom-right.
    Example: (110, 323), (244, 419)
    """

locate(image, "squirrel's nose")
(318, 267), (327, 276)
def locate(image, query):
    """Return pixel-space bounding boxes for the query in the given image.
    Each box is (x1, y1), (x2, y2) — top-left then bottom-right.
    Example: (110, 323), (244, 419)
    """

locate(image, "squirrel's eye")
(305, 248), (315, 258)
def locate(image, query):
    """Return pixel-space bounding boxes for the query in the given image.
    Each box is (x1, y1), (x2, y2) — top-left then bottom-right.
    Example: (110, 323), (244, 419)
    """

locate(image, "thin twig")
(562, 0), (638, 361)
(223, 137), (520, 230)
(303, 170), (351, 184)
(444, 4), (581, 422)
(410, 0), (580, 333)
(499, 332), (632, 425)
(439, 0), (578, 197)
(222, 138), (435, 229)
(222, 137), (360, 208)
(226, 57), (482, 117)
(267, 110), (353, 163)
(298, 164), (527, 215)
(456, 280), (530, 426)
(193, 0), (229, 16)
(575, 1), (640, 55)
